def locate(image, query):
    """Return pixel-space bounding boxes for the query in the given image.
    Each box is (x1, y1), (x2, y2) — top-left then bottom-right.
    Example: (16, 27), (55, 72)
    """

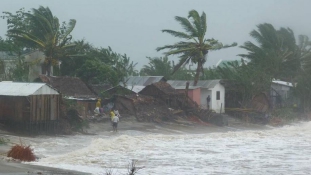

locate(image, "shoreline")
(0, 143), (90, 175)
(0, 116), (272, 174)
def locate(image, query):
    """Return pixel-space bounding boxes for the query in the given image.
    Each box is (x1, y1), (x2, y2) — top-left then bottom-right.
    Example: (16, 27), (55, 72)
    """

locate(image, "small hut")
(0, 82), (60, 133)
(39, 75), (97, 117)
(139, 82), (191, 109)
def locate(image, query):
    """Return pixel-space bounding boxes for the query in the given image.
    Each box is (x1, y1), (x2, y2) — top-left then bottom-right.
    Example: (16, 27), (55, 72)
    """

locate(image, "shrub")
(7, 144), (35, 162)
(66, 108), (89, 132)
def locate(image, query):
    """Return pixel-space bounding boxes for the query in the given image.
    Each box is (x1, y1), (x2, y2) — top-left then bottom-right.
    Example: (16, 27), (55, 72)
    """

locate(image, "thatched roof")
(39, 75), (96, 99)
(141, 81), (181, 95)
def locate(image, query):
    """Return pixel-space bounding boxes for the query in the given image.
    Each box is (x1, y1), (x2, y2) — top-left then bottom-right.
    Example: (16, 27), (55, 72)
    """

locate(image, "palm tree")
(7, 6), (76, 76)
(239, 23), (301, 82)
(156, 10), (237, 85)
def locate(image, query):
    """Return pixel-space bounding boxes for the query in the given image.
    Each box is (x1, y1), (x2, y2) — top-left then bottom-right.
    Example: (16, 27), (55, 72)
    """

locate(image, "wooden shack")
(39, 75), (98, 117)
(139, 82), (197, 109)
(0, 82), (60, 133)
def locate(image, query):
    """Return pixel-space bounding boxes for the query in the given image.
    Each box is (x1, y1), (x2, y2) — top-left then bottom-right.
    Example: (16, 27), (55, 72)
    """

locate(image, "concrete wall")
(176, 88), (201, 106)
(211, 83), (225, 113)
(200, 88), (212, 109)
(24, 51), (53, 81)
(188, 88), (201, 106)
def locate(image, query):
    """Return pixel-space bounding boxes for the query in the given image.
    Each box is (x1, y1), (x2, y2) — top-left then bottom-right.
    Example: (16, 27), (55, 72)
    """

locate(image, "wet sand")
(0, 116), (269, 174)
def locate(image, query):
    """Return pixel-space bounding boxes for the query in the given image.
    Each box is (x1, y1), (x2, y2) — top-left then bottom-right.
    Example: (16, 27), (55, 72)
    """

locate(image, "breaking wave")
(29, 122), (311, 174)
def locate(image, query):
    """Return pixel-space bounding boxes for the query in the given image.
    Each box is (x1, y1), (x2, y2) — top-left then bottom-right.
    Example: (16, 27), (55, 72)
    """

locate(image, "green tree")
(76, 59), (118, 85)
(202, 67), (221, 80)
(156, 9), (237, 85)
(59, 40), (95, 76)
(140, 57), (172, 79)
(113, 52), (138, 86)
(5, 6), (76, 76)
(216, 60), (269, 107)
(6, 57), (29, 81)
(239, 23), (301, 83)
(61, 42), (138, 86)
(293, 35), (311, 112)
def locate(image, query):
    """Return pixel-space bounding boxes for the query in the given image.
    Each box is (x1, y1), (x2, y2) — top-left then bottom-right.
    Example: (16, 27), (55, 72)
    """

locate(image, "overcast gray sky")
(1, 0), (311, 69)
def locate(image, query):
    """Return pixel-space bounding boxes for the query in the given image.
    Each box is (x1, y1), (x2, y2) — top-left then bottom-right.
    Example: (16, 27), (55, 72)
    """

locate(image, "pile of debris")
(112, 81), (230, 126)
(134, 96), (173, 122)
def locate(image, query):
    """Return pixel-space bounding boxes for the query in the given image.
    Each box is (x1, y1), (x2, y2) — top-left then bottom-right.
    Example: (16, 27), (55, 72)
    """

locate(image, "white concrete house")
(24, 50), (50, 81)
(167, 80), (225, 113)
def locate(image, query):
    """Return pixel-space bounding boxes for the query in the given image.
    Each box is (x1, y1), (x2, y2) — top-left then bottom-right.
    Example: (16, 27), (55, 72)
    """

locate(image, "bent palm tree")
(156, 10), (237, 85)
(239, 23), (302, 81)
(7, 6), (76, 76)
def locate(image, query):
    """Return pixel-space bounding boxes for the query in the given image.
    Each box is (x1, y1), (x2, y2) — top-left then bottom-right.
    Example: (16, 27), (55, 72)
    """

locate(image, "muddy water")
(23, 122), (311, 175)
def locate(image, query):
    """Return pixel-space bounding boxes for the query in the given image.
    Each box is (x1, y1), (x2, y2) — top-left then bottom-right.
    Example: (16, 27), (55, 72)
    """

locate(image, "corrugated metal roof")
(0, 82), (59, 96)
(167, 80), (221, 89)
(272, 80), (293, 87)
(174, 86), (201, 90)
(126, 85), (145, 93)
(124, 76), (165, 86)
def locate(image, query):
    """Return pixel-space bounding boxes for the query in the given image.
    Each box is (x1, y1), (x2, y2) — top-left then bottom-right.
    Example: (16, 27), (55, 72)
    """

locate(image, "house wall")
(30, 95), (60, 121)
(211, 83), (225, 113)
(176, 89), (201, 106)
(188, 88), (201, 106)
(200, 88), (212, 109)
(271, 83), (291, 99)
(0, 96), (29, 121)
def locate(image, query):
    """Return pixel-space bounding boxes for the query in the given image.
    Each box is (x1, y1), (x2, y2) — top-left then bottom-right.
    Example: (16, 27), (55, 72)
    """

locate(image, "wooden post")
(185, 81), (189, 99)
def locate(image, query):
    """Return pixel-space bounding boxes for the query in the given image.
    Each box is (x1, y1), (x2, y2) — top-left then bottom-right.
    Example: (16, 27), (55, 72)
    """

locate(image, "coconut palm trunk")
(193, 59), (203, 85)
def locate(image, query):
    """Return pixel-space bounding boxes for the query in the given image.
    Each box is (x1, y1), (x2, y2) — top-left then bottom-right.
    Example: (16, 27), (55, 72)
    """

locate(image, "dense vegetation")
(1, 6), (311, 114)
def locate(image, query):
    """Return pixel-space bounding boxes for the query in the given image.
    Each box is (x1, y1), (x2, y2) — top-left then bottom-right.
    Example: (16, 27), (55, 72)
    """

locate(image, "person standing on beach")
(110, 109), (115, 121)
(96, 99), (101, 108)
(112, 115), (119, 132)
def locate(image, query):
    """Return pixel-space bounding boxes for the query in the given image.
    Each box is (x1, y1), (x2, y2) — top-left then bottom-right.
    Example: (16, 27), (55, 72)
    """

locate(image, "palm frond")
(175, 16), (197, 36)
(200, 12), (207, 35)
(7, 29), (45, 47)
(188, 10), (203, 38)
(163, 47), (197, 56)
(161, 29), (192, 39)
(59, 19), (76, 41)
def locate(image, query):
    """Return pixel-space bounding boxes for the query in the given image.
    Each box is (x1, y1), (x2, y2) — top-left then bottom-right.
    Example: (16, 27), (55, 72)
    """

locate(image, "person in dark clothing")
(206, 95), (211, 110)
